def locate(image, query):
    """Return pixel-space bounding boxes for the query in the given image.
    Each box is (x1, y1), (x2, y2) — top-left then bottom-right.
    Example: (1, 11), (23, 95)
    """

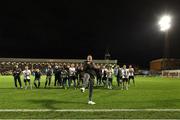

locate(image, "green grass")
(0, 75), (180, 119)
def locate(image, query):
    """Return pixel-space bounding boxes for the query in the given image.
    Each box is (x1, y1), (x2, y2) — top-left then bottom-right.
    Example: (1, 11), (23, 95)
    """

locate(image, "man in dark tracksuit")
(44, 66), (53, 88)
(80, 55), (97, 105)
(96, 65), (102, 86)
(77, 66), (84, 87)
(34, 69), (41, 88)
(61, 66), (69, 89)
(13, 65), (22, 88)
(54, 66), (62, 86)
(102, 67), (108, 87)
(75, 64), (79, 84)
(76, 66), (81, 87)
(117, 67), (122, 87)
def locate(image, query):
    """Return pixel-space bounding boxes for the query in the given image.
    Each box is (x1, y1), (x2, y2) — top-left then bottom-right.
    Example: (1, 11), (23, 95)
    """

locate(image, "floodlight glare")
(158, 15), (172, 31)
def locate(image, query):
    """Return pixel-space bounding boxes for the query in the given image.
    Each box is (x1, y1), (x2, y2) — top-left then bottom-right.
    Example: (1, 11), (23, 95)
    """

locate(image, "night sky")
(0, 0), (180, 66)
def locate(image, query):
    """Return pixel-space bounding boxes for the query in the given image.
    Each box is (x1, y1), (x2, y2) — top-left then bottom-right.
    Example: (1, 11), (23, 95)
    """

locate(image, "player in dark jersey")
(75, 63), (79, 83)
(116, 66), (123, 87)
(54, 65), (62, 87)
(34, 69), (42, 88)
(96, 64), (102, 86)
(76, 64), (81, 87)
(80, 55), (97, 105)
(102, 66), (108, 87)
(77, 65), (84, 87)
(12, 65), (23, 89)
(61, 65), (69, 89)
(44, 65), (53, 88)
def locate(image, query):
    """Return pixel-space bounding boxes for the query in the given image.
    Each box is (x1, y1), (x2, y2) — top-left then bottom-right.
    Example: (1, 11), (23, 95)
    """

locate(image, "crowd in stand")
(12, 63), (135, 90)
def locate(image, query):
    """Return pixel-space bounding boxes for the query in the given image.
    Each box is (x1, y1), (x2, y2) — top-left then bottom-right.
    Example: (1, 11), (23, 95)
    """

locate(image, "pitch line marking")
(0, 119), (179, 120)
(0, 109), (180, 112)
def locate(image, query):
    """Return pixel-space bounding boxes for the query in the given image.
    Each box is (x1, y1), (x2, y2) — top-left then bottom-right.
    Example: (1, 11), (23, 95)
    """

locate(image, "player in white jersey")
(107, 65), (114, 89)
(101, 66), (108, 88)
(22, 66), (32, 90)
(69, 64), (77, 89)
(128, 65), (135, 86)
(121, 65), (129, 90)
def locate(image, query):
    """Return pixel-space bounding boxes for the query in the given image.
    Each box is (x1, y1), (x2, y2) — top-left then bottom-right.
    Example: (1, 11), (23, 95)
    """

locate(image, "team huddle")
(12, 55), (135, 105)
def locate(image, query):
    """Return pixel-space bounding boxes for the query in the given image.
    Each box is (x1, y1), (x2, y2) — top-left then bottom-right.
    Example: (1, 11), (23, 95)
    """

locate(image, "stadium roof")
(150, 58), (180, 63)
(0, 58), (117, 64)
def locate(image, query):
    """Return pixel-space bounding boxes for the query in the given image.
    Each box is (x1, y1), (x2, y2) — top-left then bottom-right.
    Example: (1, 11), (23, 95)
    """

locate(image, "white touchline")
(0, 109), (180, 112)
(0, 118), (177, 120)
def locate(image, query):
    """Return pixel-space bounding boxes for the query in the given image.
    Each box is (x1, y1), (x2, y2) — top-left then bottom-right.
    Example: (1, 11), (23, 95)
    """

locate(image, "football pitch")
(0, 75), (180, 119)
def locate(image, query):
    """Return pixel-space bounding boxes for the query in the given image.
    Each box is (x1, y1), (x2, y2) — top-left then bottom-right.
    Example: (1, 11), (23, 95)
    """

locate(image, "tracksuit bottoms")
(82, 73), (94, 101)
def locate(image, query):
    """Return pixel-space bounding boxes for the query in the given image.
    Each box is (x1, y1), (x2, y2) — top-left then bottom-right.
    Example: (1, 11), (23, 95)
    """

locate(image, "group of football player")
(12, 62), (135, 90)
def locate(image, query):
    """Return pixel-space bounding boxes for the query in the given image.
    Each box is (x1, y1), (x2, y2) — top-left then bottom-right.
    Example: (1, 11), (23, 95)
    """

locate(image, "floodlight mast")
(158, 15), (172, 70)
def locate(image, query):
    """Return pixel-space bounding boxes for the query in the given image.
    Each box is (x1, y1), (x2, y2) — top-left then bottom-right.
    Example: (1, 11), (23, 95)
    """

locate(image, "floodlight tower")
(158, 15), (172, 70)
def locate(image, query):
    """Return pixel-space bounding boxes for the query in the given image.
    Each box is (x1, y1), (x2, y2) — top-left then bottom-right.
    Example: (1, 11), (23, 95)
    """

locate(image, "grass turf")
(0, 75), (180, 119)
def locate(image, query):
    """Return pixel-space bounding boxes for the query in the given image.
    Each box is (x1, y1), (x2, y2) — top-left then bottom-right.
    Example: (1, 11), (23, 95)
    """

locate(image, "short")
(108, 78), (112, 82)
(102, 77), (107, 80)
(34, 78), (40, 81)
(117, 76), (122, 80)
(24, 79), (30, 83)
(46, 76), (52, 80)
(129, 76), (134, 80)
(122, 78), (128, 82)
(69, 76), (76, 80)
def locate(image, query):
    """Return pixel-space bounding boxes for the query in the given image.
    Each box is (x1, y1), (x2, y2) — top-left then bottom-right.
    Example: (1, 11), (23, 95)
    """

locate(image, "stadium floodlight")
(158, 15), (172, 31)
(158, 14), (173, 67)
